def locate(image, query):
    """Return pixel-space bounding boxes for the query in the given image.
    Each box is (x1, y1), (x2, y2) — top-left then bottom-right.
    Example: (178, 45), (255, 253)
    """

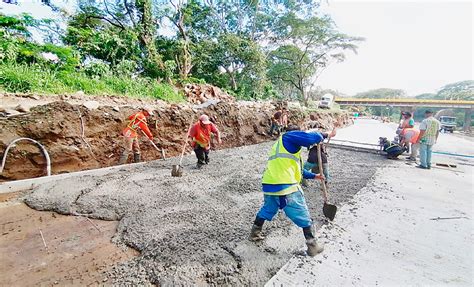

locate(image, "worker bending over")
(249, 125), (335, 256)
(188, 114), (221, 168)
(302, 129), (336, 187)
(119, 107), (154, 164)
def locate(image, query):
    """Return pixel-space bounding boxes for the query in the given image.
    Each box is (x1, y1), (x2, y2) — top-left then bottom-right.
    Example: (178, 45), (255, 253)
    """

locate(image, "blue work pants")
(256, 190), (312, 228)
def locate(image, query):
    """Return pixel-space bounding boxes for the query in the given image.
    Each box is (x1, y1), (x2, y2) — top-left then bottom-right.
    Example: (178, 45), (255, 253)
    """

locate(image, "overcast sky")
(318, 0), (473, 96)
(1, 0), (472, 97)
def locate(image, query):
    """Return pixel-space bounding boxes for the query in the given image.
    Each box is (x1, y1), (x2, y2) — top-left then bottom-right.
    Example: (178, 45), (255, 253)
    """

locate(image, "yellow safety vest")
(262, 136), (302, 186)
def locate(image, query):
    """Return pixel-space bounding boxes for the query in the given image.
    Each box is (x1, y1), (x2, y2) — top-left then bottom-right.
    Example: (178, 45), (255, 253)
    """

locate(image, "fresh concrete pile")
(25, 141), (383, 285)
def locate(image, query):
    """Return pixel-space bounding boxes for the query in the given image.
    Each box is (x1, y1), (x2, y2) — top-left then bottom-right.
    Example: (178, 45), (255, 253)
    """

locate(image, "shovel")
(171, 140), (188, 177)
(141, 130), (166, 160)
(317, 143), (337, 221)
(149, 139), (166, 160)
(171, 117), (195, 177)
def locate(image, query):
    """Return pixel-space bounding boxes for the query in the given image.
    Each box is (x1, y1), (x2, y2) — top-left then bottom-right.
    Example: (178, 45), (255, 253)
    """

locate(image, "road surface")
(267, 119), (473, 286)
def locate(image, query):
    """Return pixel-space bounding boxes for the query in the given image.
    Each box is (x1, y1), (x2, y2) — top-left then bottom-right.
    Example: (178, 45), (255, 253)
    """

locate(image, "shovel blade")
(323, 202), (337, 221)
(171, 165), (183, 177)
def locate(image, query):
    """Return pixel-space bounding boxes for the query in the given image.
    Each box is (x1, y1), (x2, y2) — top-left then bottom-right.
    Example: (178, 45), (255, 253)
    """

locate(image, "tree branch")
(103, 0), (126, 30)
(85, 15), (125, 30)
(123, 0), (137, 28)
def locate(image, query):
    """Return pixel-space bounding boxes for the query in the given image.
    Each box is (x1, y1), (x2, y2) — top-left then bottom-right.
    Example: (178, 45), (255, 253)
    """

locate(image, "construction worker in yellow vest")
(249, 125), (335, 256)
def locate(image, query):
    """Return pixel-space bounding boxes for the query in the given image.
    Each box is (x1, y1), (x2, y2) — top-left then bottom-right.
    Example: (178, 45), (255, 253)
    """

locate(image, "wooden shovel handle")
(178, 116), (196, 166)
(317, 143), (329, 202)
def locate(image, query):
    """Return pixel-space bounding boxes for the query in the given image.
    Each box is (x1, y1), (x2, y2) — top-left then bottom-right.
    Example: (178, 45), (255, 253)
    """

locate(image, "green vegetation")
(0, 62), (181, 101)
(0, 1), (361, 103)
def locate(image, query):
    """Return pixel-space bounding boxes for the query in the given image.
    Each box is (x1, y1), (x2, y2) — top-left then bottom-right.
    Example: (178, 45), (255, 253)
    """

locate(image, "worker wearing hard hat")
(188, 114), (221, 168)
(119, 106), (154, 164)
(249, 125), (335, 257)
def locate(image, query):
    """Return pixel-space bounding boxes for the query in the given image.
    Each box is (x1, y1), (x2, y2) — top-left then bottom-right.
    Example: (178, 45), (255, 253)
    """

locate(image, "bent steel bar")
(0, 138), (51, 177)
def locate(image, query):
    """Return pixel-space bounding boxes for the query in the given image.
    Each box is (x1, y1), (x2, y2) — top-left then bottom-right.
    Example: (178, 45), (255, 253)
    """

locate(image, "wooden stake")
(39, 228), (47, 248)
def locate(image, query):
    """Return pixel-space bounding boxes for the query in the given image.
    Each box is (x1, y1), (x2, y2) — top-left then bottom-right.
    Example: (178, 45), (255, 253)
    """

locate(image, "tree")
(354, 88), (407, 99)
(268, 14), (362, 105)
(437, 80), (474, 100)
(64, 0), (167, 79)
(354, 88), (407, 117)
(64, 12), (141, 66)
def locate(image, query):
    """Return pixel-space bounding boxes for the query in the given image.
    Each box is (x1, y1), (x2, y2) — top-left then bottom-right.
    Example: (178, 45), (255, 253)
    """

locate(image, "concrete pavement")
(267, 121), (473, 286)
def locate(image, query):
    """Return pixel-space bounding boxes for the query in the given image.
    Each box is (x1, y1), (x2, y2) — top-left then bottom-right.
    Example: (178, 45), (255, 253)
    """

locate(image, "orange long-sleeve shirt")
(188, 122), (219, 150)
(122, 112), (153, 140)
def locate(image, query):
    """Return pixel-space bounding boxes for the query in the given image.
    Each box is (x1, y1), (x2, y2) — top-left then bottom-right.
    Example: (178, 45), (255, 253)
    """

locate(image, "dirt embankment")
(1, 95), (352, 181)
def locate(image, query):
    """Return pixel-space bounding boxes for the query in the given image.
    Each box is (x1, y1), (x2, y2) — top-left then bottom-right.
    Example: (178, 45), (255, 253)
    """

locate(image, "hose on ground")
(0, 137), (51, 177)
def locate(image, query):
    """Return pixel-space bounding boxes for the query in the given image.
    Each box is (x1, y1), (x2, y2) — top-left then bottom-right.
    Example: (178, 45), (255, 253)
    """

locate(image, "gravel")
(25, 141), (384, 285)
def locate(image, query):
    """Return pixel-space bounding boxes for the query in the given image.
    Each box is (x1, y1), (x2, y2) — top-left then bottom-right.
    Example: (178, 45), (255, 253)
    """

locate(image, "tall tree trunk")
(229, 72), (237, 90)
(176, 16), (192, 79)
(135, 0), (171, 83)
(298, 79), (308, 106)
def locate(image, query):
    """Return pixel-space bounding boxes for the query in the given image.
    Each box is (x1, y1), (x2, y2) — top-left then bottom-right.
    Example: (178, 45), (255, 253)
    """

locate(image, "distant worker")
(400, 127), (420, 161)
(401, 112), (415, 129)
(248, 125), (336, 257)
(269, 108), (283, 136)
(416, 110), (440, 169)
(119, 106), (155, 164)
(396, 112), (415, 135)
(281, 108), (289, 131)
(188, 114), (221, 168)
(305, 114), (319, 130)
(302, 129), (336, 187)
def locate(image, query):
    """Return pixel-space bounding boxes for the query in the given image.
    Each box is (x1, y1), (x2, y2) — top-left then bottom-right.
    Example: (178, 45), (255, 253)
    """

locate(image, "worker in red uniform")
(188, 114), (221, 168)
(119, 107), (154, 164)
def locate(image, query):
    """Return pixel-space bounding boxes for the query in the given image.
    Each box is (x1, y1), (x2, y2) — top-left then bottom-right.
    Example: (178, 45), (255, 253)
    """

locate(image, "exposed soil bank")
(24, 142), (384, 285)
(1, 97), (352, 181)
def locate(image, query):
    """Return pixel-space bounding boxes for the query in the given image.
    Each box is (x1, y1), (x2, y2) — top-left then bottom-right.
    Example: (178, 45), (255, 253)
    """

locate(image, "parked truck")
(439, 116), (457, 133)
(319, 94), (334, 109)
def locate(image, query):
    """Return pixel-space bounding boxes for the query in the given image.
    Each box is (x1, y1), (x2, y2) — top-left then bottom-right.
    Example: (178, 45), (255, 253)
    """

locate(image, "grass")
(0, 62), (183, 102)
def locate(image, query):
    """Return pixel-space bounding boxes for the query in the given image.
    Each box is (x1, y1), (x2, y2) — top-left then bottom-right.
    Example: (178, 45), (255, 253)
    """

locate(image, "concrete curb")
(0, 162), (145, 194)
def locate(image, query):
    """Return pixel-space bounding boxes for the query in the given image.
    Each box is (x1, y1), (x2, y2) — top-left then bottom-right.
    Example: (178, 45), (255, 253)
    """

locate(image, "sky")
(318, 0), (473, 96)
(1, 0), (473, 97)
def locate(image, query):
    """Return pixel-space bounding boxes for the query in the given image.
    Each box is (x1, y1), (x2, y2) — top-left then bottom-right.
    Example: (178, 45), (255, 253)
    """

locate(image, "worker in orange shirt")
(400, 127), (421, 161)
(119, 107), (155, 164)
(188, 114), (221, 168)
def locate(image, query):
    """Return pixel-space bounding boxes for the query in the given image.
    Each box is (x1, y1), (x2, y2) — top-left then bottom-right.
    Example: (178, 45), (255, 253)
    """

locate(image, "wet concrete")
(24, 140), (384, 285)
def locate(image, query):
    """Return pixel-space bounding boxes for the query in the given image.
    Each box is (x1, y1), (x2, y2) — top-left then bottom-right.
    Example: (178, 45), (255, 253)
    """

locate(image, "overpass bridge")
(334, 98), (474, 109)
(334, 98), (474, 132)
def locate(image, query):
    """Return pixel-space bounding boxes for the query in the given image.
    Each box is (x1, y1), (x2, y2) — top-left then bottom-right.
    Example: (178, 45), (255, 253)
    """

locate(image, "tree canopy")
(0, 0), (362, 102)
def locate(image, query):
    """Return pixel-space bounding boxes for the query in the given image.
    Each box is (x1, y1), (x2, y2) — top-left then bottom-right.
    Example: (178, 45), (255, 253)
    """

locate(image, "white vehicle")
(319, 94), (334, 109)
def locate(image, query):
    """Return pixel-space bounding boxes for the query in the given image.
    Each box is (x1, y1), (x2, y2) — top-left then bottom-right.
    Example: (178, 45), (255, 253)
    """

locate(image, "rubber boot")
(248, 224), (265, 241)
(119, 152), (129, 164)
(306, 238), (324, 256)
(303, 226), (324, 256)
(249, 216), (265, 241)
(133, 153), (141, 163)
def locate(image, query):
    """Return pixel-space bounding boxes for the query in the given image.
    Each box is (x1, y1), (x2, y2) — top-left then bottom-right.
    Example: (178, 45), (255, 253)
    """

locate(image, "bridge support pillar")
(463, 109), (472, 133)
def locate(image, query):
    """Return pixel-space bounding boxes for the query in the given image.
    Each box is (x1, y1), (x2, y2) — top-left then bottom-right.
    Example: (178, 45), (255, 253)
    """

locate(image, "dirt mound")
(1, 99), (352, 181)
(24, 142), (383, 285)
